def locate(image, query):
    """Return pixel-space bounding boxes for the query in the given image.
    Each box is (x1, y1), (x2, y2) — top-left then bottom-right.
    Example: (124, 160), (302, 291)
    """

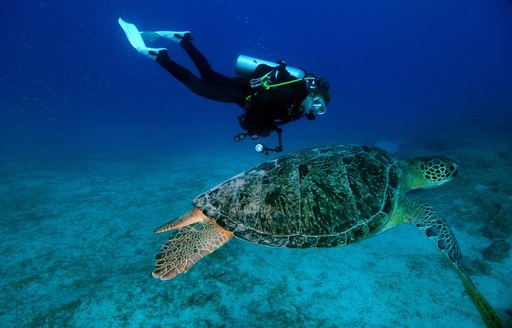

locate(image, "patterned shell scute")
(193, 145), (401, 248)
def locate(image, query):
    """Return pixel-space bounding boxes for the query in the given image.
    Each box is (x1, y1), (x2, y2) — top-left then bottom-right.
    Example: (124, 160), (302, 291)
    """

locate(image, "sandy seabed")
(1, 127), (511, 328)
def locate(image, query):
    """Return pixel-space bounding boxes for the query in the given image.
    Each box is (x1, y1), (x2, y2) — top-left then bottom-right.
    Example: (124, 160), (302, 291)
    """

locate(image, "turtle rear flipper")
(152, 209), (233, 280)
(404, 200), (503, 328)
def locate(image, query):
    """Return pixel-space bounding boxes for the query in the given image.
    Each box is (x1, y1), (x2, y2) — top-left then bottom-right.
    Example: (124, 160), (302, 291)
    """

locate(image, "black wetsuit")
(154, 36), (309, 137)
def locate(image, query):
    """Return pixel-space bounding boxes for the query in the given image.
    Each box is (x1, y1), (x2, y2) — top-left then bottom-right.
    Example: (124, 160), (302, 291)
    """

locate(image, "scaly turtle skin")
(152, 145), (502, 328)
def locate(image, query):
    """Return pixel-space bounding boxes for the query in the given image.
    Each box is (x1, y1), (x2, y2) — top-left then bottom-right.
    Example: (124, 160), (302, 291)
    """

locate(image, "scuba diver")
(118, 18), (331, 153)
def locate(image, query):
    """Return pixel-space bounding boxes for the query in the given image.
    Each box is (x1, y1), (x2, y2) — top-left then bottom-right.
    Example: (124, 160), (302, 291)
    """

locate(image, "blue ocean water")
(1, 0), (512, 327)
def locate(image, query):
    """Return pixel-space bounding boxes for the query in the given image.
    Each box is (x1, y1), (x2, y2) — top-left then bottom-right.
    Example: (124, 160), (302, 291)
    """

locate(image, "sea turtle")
(152, 145), (502, 327)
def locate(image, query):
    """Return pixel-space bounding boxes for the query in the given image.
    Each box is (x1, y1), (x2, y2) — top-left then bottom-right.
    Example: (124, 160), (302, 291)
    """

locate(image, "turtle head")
(402, 156), (458, 191)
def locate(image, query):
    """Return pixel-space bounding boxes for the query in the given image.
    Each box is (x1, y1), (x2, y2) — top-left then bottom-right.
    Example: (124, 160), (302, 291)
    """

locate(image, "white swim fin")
(141, 31), (191, 43)
(118, 18), (166, 60)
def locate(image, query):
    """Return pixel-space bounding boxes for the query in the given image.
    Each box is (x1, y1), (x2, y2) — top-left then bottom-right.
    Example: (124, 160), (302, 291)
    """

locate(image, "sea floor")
(1, 127), (511, 327)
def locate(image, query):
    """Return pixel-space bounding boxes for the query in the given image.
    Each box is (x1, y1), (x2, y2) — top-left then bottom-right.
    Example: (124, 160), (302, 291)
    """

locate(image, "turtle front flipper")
(403, 200), (503, 328)
(152, 209), (233, 280)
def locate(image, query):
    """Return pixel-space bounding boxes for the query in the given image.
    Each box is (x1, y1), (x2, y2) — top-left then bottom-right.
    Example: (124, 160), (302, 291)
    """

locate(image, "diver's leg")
(153, 50), (200, 87)
(179, 36), (231, 81)
(153, 50), (247, 103)
(139, 27), (230, 82)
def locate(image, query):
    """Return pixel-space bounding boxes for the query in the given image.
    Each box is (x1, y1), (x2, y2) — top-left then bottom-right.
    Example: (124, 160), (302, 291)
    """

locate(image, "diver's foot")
(147, 49), (169, 59)
(139, 47), (167, 60)
(174, 32), (192, 43)
(141, 31), (192, 43)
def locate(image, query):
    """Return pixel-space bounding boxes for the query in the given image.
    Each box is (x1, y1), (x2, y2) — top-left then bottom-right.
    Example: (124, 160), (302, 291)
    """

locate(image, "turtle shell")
(193, 145), (401, 248)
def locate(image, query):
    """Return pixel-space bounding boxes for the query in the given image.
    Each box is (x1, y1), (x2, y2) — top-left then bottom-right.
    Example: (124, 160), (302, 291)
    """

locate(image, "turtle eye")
(446, 162), (458, 174)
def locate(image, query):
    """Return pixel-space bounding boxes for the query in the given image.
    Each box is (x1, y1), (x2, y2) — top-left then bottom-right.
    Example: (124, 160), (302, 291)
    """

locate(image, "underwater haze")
(1, 0), (512, 327)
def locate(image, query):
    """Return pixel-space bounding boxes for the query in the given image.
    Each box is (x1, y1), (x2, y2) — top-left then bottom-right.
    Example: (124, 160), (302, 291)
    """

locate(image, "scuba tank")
(235, 54), (306, 79)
